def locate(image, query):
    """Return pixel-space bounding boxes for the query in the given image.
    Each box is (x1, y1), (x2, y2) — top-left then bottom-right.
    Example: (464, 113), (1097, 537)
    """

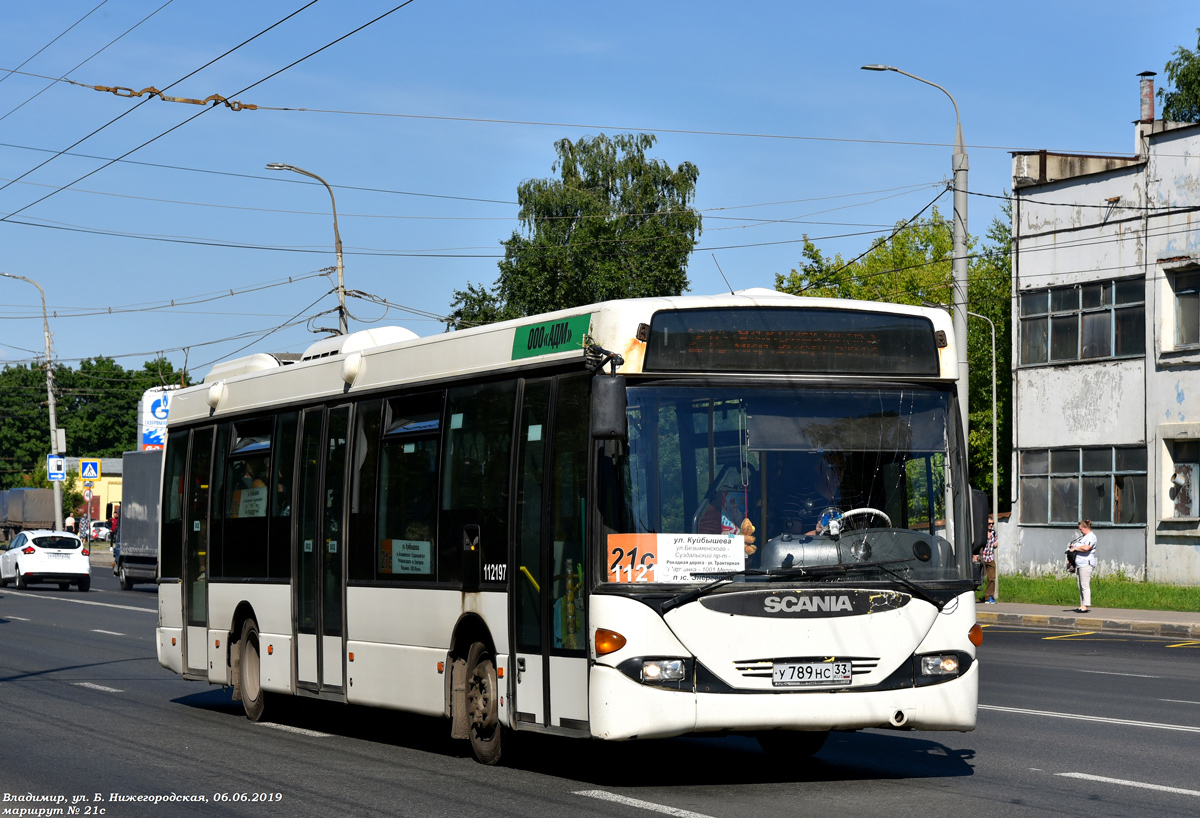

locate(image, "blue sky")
(0, 1), (1194, 376)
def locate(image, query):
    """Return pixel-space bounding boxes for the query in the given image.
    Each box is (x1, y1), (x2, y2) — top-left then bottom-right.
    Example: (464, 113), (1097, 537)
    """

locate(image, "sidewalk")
(976, 601), (1200, 638)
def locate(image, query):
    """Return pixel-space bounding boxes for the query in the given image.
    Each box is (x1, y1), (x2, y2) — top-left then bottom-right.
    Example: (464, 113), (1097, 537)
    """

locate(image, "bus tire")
(239, 618), (268, 722)
(464, 641), (502, 765)
(757, 729), (829, 758)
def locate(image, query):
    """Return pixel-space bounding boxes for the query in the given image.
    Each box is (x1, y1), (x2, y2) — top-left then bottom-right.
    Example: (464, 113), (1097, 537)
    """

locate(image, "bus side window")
(441, 381), (517, 586)
(160, 429), (189, 579)
(348, 400), (383, 582)
(269, 412), (298, 579)
(377, 393), (443, 581)
(550, 375), (589, 651)
(221, 417), (272, 579)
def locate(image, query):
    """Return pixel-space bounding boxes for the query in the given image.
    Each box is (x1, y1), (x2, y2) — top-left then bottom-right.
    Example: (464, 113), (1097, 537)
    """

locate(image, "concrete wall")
(1015, 360), (1144, 448)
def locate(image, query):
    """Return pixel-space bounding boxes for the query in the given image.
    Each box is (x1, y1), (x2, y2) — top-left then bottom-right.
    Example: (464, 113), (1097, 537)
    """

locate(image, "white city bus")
(157, 289), (987, 764)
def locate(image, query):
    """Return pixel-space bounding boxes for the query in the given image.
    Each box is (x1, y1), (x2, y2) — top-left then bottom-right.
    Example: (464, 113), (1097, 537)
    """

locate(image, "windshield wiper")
(660, 569), (765, 614)
(769, 559), (947, 611)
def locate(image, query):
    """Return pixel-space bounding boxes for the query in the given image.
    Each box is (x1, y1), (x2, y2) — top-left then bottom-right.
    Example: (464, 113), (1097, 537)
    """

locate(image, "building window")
(1019, 445), (1146, 525)
(1174, 271), (1200, 348)
(1168, 440), (1199, 517)
(1019, 277), (1145, 365)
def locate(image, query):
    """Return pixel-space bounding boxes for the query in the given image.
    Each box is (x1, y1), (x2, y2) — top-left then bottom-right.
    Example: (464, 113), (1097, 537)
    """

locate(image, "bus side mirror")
(591, 375), (627, 441)
(970, 489), (989, 554)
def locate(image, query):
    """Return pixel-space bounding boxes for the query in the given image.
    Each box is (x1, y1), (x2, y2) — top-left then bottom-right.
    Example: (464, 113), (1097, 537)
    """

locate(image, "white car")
(89, 521), (111, 543)
(0, 530), (91, 592)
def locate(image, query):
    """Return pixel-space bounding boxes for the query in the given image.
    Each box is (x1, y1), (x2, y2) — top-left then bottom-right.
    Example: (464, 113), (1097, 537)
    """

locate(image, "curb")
(976, 610), (1200, 639)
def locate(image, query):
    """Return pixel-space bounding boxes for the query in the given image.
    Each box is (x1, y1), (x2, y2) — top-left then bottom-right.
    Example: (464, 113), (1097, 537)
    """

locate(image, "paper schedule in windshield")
(607, 533), (746, 583)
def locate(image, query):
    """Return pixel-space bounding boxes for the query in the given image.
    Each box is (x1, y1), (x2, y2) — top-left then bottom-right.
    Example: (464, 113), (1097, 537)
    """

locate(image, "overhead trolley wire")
(0, 1), (177, 126)
(0, 0), (326, 220)
(0, 1), (112, 88)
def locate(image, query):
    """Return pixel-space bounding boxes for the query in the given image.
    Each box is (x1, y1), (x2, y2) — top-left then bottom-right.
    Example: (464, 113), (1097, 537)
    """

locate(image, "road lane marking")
(574, 791), (715, 818)
(4, 616), (30, 621)
(1043, 631), (1098, 640)
(1166, 641), (1200, 648)
(72, 682), (124, 693)
(1075, 669), (1160, 678)
(91, 629), (125, 636)
(2, 589), (154, 614)
(980, 704), (1200, 733)
(255, 723), (332, 738)
(1160, 699), (1200, 705)
(1056, 772), (1200, 798)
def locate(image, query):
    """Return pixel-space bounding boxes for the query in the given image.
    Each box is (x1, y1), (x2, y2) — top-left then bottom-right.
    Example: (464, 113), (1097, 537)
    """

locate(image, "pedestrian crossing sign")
(80, 459), (101, 480)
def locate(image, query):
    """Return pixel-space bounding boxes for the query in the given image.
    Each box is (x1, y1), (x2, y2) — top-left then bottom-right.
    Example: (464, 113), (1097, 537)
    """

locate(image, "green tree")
(448, 133), (702, 327)
(0, 357), (189, 489)
(20, 464), (84, 520)
(1159, 28), (1200, 123)
(775, 203), (1013, 510)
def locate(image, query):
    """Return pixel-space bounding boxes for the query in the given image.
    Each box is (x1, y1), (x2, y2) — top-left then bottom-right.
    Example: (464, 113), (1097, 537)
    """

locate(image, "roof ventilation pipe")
(1139, 71), (1156, 123)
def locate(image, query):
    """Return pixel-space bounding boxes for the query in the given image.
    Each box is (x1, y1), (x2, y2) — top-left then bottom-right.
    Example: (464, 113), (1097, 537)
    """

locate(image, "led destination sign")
(643, 307), (941, 376)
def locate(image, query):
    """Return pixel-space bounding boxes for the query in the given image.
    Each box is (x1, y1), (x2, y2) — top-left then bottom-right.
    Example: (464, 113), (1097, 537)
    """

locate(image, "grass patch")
(995, 573), (1200, 612)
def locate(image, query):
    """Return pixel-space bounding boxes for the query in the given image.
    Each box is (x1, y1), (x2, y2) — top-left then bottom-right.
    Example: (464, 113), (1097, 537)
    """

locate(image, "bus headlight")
(920, 655), (960, 676)
(641, 659), (686, 683)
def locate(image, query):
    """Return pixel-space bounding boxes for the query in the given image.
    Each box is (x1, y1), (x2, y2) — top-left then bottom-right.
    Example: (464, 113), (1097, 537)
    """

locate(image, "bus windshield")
(598, 384), (971, 587)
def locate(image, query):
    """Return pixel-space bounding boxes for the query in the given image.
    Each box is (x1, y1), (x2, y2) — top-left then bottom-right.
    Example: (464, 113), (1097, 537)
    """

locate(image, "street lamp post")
(1, 272), (63, 531)
(862, 64), (970, 439)
(265, 163), (348, 335)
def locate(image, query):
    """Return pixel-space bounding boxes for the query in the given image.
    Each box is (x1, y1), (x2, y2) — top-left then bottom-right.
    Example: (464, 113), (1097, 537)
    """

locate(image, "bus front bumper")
(588, 660), (978, 740)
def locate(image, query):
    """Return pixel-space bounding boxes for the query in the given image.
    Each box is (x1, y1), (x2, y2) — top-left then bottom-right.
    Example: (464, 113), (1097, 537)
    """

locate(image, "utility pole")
(1, 272), (63, 531)
(265, 163), (347, 334)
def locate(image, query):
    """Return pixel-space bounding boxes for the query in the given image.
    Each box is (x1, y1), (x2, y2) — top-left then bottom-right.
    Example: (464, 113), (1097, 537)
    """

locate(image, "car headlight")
(641, 659), (686, 683)
(920, 654), (960, 676)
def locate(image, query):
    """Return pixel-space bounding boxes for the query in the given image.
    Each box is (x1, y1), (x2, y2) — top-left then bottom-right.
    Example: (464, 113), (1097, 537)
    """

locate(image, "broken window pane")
(1050, 315), (1078, 360)
(1081, 475), (1112, 523)
(1049, 476), (1079, 522)
(1114, 305), (1145, 356)
(1020, 477), (1048, 524)
(1080, 311), (1111, 358)
(1050, 449), (1079, 473)
(1114, 474), (1145, 523)
(1021, 317), (1048, 365)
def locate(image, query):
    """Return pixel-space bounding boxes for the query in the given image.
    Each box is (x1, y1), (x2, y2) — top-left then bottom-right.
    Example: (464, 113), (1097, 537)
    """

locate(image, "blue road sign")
(80, 459), (101, 480)
(47, 454), (66, 482)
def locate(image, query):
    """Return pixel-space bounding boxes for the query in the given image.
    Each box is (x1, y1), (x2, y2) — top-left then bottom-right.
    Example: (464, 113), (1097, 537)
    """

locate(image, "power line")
(0, 1), (177, 125)
(0, 1), (112, 88)
(0, 1), (325, 212)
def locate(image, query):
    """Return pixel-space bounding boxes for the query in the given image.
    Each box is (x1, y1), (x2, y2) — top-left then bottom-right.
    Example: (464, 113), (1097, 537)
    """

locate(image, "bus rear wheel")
(239, 618), (268, 722)
(465, 641), (502, 765)
(757, 729), (829, 758)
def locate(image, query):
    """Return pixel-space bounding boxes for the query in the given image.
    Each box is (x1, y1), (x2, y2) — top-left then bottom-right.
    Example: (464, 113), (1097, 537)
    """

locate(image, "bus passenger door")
(512, 380), (550, 727)
(183, 426), (214, 677)
(511, 375), (590, 732)
(295, 406), (351, 694)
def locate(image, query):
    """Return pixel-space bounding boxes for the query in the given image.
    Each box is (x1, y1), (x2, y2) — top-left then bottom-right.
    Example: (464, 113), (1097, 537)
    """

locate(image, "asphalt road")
(1, 574), (1198, 818)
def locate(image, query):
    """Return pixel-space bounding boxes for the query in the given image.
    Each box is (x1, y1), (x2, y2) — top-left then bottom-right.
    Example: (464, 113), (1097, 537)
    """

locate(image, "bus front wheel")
(238, 618), (268, 722)
(757, 729), (829, 758)
(465, 641), (502, 765)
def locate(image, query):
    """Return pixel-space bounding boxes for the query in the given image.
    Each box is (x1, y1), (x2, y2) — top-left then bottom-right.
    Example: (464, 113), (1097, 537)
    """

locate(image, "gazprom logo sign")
(138, 386), (178, 451)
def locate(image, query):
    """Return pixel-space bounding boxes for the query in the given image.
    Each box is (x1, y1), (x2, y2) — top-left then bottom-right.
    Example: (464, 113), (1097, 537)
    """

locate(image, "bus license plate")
(773, 661), (852, 687)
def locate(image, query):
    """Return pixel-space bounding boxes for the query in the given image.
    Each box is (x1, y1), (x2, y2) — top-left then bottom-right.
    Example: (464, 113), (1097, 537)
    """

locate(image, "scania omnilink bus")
(157, 289), (987, 764)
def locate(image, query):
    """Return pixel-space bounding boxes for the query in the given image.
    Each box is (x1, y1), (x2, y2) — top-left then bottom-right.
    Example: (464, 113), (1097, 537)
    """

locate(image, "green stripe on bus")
(511, 314), (592, 360)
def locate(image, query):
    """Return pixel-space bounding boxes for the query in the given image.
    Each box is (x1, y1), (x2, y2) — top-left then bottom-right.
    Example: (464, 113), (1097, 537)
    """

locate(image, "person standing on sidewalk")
(975, 515), (998, 603)
(1068, 519), (1097, 613)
